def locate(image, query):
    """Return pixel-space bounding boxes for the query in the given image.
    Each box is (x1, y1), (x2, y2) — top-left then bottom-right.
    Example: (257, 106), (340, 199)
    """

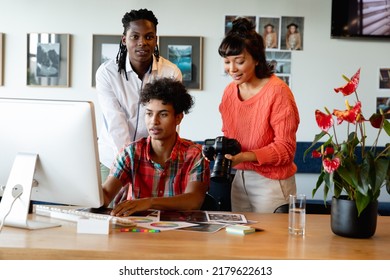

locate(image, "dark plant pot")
(331, 196), (378, 238)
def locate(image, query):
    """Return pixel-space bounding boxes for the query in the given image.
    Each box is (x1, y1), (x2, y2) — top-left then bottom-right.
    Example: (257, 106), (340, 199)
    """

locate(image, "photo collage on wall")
(224, 15), (305, 88)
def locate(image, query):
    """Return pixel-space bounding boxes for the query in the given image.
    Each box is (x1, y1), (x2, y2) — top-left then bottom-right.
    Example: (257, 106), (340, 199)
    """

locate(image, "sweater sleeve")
(251, 84), (300, 167)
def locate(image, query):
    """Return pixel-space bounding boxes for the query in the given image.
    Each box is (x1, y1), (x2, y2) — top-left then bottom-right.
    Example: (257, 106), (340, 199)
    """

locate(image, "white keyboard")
(34, 204), (135, 226)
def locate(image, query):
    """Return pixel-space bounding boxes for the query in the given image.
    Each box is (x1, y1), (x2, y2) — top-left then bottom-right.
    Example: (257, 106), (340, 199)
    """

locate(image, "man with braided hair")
(96, 9), (182, 198)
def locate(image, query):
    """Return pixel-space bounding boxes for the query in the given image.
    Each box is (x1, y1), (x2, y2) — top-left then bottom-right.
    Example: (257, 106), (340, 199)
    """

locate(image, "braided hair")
(116, 9), (160, 80)
(218, 17), (272, 79)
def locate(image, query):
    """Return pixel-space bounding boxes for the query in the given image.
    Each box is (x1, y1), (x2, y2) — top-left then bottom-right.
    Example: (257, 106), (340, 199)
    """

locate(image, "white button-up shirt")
(96, 56), (182, 168)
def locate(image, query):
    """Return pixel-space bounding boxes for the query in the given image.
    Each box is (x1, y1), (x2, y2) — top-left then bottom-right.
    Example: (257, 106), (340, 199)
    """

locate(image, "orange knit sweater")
(219, 75), (300, 179)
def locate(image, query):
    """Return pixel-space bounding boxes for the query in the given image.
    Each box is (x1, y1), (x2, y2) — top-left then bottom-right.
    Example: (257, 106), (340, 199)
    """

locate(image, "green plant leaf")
(337, 160), (359, 192)
(345, 132), (360, 158)
(303, 131), (327, 161)
(333, 171), (346, 198)
(374, 157), (390, 192)
(359, 154), (375, 197)
(312, 171), (325, 198)
(387, 163), (390, 195)
(383, 119), (390, 136)
(323, 171), (332, 199)
(355, 191), (371, 217)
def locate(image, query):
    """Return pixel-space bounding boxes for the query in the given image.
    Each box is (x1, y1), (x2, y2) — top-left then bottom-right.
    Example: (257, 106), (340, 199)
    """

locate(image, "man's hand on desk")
(111, 198), (152, 217)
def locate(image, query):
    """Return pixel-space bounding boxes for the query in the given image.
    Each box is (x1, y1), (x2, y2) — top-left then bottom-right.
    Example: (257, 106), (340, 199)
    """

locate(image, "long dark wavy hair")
(218, 17), (272, 79)
(116, 9), (160, 80)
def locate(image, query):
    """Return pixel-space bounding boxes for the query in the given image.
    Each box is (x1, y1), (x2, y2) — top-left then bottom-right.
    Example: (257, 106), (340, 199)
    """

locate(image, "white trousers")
(231, 170), (297, 213)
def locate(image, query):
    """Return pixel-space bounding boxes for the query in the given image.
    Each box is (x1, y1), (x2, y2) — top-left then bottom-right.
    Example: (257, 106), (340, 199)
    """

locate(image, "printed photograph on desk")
(128, 210), (160, 224)
(139, 221), (198, 231)
(206, 212), (248, 224)
(159, 210), (208, 223)
(178, 223), (226, 233)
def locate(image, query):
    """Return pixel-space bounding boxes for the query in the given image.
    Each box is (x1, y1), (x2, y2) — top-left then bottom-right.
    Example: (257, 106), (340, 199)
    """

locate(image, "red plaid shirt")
(110, 135), (209, 199)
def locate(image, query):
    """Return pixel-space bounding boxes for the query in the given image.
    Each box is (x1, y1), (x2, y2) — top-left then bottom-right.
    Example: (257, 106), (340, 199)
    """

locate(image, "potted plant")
(304, 68), (390, 238)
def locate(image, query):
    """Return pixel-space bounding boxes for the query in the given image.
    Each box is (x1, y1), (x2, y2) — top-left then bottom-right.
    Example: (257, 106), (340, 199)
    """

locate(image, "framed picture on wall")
(91, 34), (121, 87)
(159, 36), (203, 90)
(258, 17), (281, 50)
(376, 97), (390, 119)
(0, 33), (3, 86)
(379, 68), (390, 89)
(224, 15), (256, 36)
(266, 50), (292, 87)
(280, 16), (305, 51)
(27, 33), (70, 87)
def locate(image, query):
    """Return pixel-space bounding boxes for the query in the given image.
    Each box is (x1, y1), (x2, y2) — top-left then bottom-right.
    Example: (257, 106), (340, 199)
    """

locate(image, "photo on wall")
(159, 36), (203, 90)
(168, 45), (192, 81)
(280, 16), (305, 51)
(91, 34), (121, 87)
(224, 15), (256, 35)
(36, 43), (60, 77)
(266, 50), (292, 86)
(101, 43), (118, 64)
(258, 17), (281, 50)
(377, 97), (390, 119)
(27, 33), (70, 87)
(379, 68), (390, 89)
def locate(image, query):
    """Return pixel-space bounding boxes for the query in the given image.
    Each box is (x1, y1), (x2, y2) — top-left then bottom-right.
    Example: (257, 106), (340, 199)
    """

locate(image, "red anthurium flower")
(324, 146), (334, 155)
(312, 150), (322, 158)
(333, 101), (362, 124)
(334, 68), (361, 96)
(322, 157), (341, 173)
(315, 109), (333, 132)
(312, 147), (334, 158)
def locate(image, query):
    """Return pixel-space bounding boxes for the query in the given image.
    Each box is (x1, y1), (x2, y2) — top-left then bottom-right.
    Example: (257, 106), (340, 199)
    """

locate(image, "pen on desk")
(120, 228), (160, 233)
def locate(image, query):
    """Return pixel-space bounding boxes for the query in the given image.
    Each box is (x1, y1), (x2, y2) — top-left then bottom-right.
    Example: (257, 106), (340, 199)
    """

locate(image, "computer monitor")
(0, 98), (104, 229)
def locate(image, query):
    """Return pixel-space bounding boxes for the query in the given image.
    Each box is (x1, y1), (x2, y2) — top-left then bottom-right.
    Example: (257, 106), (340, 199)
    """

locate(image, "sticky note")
(225, 225), (255, 235)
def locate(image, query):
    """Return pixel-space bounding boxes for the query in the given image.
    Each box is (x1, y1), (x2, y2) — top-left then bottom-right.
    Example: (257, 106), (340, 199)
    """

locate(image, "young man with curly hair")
(102, 78), (209, 216)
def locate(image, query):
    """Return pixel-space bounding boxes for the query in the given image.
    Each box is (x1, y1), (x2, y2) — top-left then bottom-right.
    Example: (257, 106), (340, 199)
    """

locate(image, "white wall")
(1, 0), (389, 201)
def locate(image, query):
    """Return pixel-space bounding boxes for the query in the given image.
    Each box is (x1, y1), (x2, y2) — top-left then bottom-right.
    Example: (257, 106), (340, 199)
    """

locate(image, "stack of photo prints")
(116, 209), (250, 233)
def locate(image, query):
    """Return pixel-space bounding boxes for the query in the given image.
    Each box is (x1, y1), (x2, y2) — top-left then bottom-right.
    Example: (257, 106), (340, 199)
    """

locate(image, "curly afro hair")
(140, 78), (194, 115)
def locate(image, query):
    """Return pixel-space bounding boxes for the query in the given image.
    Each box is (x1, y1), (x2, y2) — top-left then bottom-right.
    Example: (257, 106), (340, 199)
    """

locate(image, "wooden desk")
(0, 213), (389, 260)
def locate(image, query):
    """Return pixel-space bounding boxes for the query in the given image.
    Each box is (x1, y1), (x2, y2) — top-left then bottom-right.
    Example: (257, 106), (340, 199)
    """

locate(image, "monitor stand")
(0, 152), (61, 230)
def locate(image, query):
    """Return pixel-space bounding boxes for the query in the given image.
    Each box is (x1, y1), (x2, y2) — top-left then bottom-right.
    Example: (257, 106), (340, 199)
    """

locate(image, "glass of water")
(288, 194), (306, 236)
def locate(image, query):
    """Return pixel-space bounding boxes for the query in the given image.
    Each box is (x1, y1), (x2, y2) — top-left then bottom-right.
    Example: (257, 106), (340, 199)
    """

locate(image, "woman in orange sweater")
(218, 17), (300, 213)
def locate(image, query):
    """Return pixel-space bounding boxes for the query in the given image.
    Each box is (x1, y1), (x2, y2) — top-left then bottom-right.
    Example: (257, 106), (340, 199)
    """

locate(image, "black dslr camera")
(202, 136), (241, 183)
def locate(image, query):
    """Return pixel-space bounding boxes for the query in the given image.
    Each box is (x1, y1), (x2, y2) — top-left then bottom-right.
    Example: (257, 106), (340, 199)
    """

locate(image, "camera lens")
(211, 154), (232, 183)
